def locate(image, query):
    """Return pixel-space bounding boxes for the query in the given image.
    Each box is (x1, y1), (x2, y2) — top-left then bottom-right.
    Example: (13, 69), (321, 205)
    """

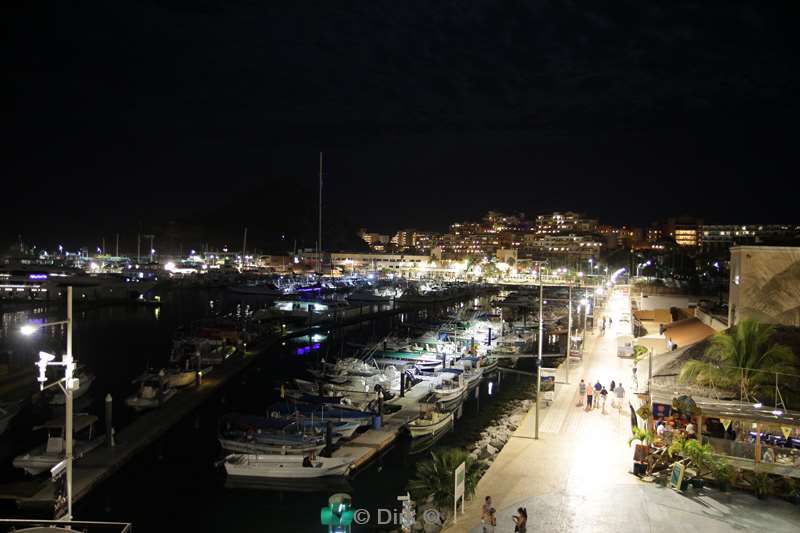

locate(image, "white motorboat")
(49, 369), (95, 405)
(408, 411), (453, 438)
(219, 438), (327, 456)
(13, 414), (103, 475)
(431, 376), (466, 404)
(224, 454), (351, 479)
(125, 372), (178, 411)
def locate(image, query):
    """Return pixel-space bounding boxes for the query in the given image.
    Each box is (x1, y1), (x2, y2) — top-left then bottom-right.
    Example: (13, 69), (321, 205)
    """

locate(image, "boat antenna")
(318, 151), (323, 275)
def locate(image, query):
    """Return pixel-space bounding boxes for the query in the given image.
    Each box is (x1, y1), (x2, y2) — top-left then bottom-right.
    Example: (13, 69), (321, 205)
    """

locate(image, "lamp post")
(535, 278), (543, 439)
(22, 286), (75, 521)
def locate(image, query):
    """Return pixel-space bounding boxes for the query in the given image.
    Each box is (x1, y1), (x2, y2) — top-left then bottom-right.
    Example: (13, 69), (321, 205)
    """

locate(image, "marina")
(0, 282), (508, 514)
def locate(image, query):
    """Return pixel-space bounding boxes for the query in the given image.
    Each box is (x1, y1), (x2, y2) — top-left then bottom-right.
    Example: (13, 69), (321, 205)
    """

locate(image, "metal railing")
(0, 519), (132, 533)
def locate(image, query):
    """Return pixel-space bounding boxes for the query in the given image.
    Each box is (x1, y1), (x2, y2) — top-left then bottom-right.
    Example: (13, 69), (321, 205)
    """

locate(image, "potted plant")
(744, 472), (774, 500)
(710, 459), (734, 492)
(783, 477), (800, 505)
(628, 427), (654, 476)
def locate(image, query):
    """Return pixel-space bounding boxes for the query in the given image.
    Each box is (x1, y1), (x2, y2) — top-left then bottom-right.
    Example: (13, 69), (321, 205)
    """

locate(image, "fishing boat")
(125, 372), (178, 411)
(268, 402), (374, 428)
(219, 431), (337, 455)
(224, 454), (351, 479)
(13, 414), (103, 475)
(49, 368), (95, 405)
(222, 412), (360, 440)
(407, 410), (453, 438)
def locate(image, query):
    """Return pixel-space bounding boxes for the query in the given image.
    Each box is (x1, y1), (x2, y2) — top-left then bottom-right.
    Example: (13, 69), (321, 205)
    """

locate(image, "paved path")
(446, 287), (800, 533)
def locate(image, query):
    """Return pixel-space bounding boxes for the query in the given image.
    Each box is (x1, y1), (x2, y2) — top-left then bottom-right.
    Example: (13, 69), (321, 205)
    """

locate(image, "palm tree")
(407, 448), (484, 509)
(679, 319), (795, 400)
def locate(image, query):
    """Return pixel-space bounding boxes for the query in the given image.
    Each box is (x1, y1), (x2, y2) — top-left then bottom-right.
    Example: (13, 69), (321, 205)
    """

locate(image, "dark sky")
(4, 1), (799, 250)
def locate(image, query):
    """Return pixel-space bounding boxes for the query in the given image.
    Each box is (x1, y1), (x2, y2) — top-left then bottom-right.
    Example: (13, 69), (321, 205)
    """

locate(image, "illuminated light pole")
(21, 286), (75, 521)
(565, 284), (572, 385)
(535, 278), (543, 439)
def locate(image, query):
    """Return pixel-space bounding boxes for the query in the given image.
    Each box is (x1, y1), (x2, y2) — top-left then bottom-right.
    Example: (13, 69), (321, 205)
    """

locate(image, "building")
(666, 217), (703, 247)
(521, 234), (603, 265)
(535, 212), (597, 235)
(728, 245), (800, 326)
(701, 224), (800, 250)
(330, 252), (430, 275)
(358, 229), (392, 251)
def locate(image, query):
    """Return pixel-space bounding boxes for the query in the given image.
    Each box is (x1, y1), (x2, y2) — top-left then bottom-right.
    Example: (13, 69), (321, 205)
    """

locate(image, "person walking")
(586, 385), (593, 411)
(632, 366), (638, 390)
(482, 507), (496, 533)
(578, 379), (586, 407)
(615, 382), (625, 409)
(512, 507), (527, 533)
(593, 380), (602, 410)
(610, 380), (616, 392)
(600, 385), (608, 414)
(482, 496), (493, 522)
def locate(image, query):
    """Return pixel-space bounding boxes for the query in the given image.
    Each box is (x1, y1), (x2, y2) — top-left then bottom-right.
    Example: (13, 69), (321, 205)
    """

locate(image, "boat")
(407, 410), (453, 438)
(170, 337), (237, 366)
(219, 429), (337, 455)
(224, 454), (351, 479)
(346, 289), (392, 303)
(222, 412), (360, 440)
(227, 283), (284, 296)
(165, 365), (212, 388)
(268, 402), (374, 428)
(13, 414), (103, 475)
(371, 353), (443, 372)
(125, 372), (178, 411)
(0, 401), (23, 435)
(49, 368), (95, 405)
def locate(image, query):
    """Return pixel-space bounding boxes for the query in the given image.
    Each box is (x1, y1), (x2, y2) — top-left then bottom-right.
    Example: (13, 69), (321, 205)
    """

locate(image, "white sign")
(453, 461), (466, 522)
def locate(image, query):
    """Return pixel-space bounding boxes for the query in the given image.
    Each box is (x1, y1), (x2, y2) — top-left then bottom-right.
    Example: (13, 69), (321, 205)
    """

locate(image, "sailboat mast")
(318, 151), (323, 275)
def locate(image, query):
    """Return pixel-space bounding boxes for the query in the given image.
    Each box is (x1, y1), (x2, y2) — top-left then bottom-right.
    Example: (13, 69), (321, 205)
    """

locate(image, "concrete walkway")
(446, 287), (800, 533)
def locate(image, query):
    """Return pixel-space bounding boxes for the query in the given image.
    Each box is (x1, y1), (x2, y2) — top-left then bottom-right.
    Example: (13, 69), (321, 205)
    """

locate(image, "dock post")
(196, 353), (202, 387)
(105, 394), (114, 447)
(400, 371), (406, 398)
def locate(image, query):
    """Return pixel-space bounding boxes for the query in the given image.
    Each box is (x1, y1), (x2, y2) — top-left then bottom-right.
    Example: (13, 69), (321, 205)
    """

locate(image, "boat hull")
(408, 413), (453, 438)
(224, 454), (351, 479)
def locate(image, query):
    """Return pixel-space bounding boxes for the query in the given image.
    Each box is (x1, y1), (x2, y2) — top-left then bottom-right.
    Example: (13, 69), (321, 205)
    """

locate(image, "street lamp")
(20, 286), (75, 521)
(636, 260), (652, 277)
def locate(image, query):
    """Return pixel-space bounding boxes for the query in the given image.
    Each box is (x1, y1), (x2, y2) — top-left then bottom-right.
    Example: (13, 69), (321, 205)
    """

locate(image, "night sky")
(4, 1), (799, 250)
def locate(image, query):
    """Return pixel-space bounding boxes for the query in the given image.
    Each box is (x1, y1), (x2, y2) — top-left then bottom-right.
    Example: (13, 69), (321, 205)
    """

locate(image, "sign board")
(453, 461), (465, 522)
(782, 426), (793, 439)
(652, 403), (672, 418)
(720, 418), (732, 431)
(669, 462), (686, 491)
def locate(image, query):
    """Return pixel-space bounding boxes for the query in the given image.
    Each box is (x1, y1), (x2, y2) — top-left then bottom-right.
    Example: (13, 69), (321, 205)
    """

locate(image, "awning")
(662, 317), (715, 349)
(633, 309), (673, 323)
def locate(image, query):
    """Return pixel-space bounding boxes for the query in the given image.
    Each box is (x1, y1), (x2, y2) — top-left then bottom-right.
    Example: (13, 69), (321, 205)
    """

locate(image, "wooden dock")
(331, 386), (429, 472)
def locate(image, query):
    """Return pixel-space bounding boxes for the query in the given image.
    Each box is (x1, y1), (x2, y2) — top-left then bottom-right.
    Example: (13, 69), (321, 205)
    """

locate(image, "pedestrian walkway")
(445, 287), (800, 533)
